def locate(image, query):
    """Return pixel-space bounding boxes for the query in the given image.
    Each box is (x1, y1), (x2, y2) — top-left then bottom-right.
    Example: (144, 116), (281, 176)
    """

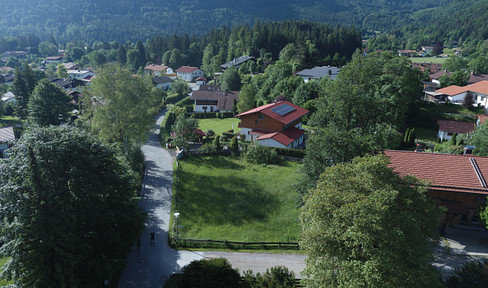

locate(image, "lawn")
(0, 115), (22, 127)
(409, 57), (447, 64)
(173, 156), (301, 242)
(198, 118), (241, 135)
(0, 257), (13, 286)
(414, 127), (438, 143)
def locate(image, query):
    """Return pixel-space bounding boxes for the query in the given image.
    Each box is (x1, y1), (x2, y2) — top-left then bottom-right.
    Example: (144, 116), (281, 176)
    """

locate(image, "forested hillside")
(0, 0), (458, 44)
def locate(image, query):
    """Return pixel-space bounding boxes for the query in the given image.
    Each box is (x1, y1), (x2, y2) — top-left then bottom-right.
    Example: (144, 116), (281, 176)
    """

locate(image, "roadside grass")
(409, 57), (447, 64)
(0, 115), (22, 127)
(0, 257), (13, 286)
(173, 156), (301, 243)
(198, 118), (241, 135)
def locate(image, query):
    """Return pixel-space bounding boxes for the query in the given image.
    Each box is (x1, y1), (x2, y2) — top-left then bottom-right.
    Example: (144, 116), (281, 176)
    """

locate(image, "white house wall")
(258, 138), (287, 149)
(194, 104), (218, 113)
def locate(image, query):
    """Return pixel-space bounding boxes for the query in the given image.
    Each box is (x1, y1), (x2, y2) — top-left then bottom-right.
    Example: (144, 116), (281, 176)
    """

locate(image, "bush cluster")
(245, 143), (277, 164)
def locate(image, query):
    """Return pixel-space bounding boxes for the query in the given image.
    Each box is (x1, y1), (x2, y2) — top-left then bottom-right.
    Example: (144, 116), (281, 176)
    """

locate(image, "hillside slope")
(0, 0), (458, 43)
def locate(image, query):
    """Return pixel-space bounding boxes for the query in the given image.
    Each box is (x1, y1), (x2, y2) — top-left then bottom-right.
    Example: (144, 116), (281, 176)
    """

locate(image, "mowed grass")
(0, 115), (22, 127)
(0, 257), (13, 285)
(414, 127), (438, 143)
(174, 156), (301, 242)
(409, 57), (447, 64)
(198, 118), (241, 135)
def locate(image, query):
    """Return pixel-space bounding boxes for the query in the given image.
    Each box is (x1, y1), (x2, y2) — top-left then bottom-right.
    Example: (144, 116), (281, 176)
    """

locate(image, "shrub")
(449, 133), (458, 145)
(242, 266), (296, 288)
(273, 147), (306, 158)
(444, 259), (488, 288)
(213, 135), (222, 153)
(230, 135), (239, 155)
(245, 143), (277, 164)
(206, 129), (215, 138)
(180, 258), (241, 288)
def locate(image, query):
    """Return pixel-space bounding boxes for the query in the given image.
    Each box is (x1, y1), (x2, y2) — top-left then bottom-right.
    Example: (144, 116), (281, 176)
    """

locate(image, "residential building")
(190, 85), (239, 113)
(0, 126), (15, 157)
(153, 76), (173, 90)
(434, 80), (488, 108)
(221, 56), (255, 70)
(45, 56), (64, 64)
(2, 51), (27, 58)
(296, 66), (340, 83)
(144, 64), (173, 76)
(0, 75), (14, 85)
(235, 100), (309, 149)
(175, 66), (204, 82)
(67, 69), (95, 80)
(437, 120), (475, 141)
(62, 62), (80, 71)
(2, 91), (16, 103)
(385, 150), (488, 229)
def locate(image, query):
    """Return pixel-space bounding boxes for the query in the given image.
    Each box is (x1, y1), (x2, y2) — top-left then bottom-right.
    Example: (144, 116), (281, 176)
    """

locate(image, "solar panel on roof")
(271, 104), (296, 116)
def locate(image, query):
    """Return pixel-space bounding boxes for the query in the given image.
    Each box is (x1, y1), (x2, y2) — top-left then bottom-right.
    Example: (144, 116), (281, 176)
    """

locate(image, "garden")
(171, 155), (301, 248)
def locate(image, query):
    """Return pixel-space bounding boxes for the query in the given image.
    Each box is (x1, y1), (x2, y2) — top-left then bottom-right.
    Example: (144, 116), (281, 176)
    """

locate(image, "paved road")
(117, 111), (204, 288)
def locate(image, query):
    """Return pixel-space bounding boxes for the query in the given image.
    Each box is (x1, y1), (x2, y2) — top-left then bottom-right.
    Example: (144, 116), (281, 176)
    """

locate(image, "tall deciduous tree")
(237, 83), (256, 113)
(0, 126), (145, 288)
(13, 63), (38, 118)
(28, 78), (70, 126)
(57, 63), (69, 78)
(85, 64), (160, 150)
(301, 155), (442, 288)
(171, 113), (198, 151)
(221, 68), (241, 91)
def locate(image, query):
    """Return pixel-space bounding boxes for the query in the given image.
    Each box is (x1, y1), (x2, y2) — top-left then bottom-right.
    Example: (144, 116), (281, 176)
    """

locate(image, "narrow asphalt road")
(117, 111), (204, 288)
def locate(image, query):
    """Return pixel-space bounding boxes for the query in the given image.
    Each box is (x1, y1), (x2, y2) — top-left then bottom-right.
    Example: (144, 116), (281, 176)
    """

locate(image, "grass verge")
(171, 155), (301, 248)
(198, 118), (241, 135)
(0, 257), (13, 286)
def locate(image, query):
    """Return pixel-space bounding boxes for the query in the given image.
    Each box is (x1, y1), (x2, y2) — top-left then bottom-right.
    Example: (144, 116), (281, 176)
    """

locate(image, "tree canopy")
(27, 78), (70, 126)
(0, 125), (145, 288)
(85, 64), (161, 150)
(300, 155), (443, 288)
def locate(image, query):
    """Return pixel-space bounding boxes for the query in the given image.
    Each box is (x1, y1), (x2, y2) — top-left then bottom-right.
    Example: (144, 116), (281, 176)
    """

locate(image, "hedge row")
(165, 93), (188, 105)
(188, 112), (235, 119)
(273, 147), (306, 158)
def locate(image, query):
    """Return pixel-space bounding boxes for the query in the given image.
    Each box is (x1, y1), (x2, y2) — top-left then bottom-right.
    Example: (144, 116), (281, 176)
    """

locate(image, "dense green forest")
(0, 0), (464, 45)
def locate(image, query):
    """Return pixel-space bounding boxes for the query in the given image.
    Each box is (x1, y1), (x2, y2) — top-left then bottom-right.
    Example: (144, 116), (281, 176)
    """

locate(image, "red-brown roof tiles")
(385, 150), (488, 195)
(176, 66), (199, 73)
(145, 64), (169, 72)
(258, 126), (304, 146)
(438, 120), (475, 134)
(436, 80), (488, 96)
(235, 100), (309, 125)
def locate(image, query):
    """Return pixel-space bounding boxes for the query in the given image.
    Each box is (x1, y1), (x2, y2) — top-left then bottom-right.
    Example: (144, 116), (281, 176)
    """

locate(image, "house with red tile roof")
(175, 66), (204, 82)
(190, 85), (239, 113)
(235, 100), (309, 149)
(385, 150), (488, 228)
(144, 64), (173, 76)
(434, 80), (488, 108)
(437, 120), (476, 141)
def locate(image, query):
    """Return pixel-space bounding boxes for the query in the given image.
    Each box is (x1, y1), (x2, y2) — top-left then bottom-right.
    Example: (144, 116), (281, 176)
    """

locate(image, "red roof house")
(437, 120), (476, 141)
(385, 150), (488, 228)
(235, 100), (309, 149)
(190, 85), (239, 113)
(144, 64), (173, 76)
(435, 80), (488, 107)
(175, 66), (204, 82)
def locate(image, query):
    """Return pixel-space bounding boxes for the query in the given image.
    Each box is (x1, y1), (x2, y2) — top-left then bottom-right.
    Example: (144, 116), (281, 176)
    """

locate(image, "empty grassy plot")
(174, 156), (301, 242)
(409, 57), (447, 64)
(198, 118), (241, 135)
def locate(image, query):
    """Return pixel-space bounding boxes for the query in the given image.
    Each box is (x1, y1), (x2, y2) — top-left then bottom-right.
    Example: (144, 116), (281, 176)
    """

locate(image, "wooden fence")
(173, 238), (299, 250)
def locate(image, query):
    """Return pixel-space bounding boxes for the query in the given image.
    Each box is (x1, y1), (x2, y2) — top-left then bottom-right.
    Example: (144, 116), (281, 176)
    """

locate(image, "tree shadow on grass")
(179, 155), (245, 171)
(177, 172), (278, 227)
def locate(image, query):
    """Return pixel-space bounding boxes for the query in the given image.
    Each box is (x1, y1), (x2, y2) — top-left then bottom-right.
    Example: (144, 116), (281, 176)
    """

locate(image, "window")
(257, 114), (264, 119)
(255, 120), (258, 124)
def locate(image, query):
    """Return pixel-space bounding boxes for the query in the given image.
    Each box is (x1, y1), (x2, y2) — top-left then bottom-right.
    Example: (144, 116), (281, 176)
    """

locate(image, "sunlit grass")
(173, 156), (301, 242)
(198, 118), (241, 135)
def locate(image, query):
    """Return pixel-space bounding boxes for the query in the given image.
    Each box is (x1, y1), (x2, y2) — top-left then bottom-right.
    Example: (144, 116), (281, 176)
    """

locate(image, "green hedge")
(189, 112), (235, 119)
(273, 147), (306, 158)
(165, 93), (187, 105)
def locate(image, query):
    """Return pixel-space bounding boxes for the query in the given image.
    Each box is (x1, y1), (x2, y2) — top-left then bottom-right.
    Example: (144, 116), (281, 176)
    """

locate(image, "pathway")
(117, 111), (204, 288)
